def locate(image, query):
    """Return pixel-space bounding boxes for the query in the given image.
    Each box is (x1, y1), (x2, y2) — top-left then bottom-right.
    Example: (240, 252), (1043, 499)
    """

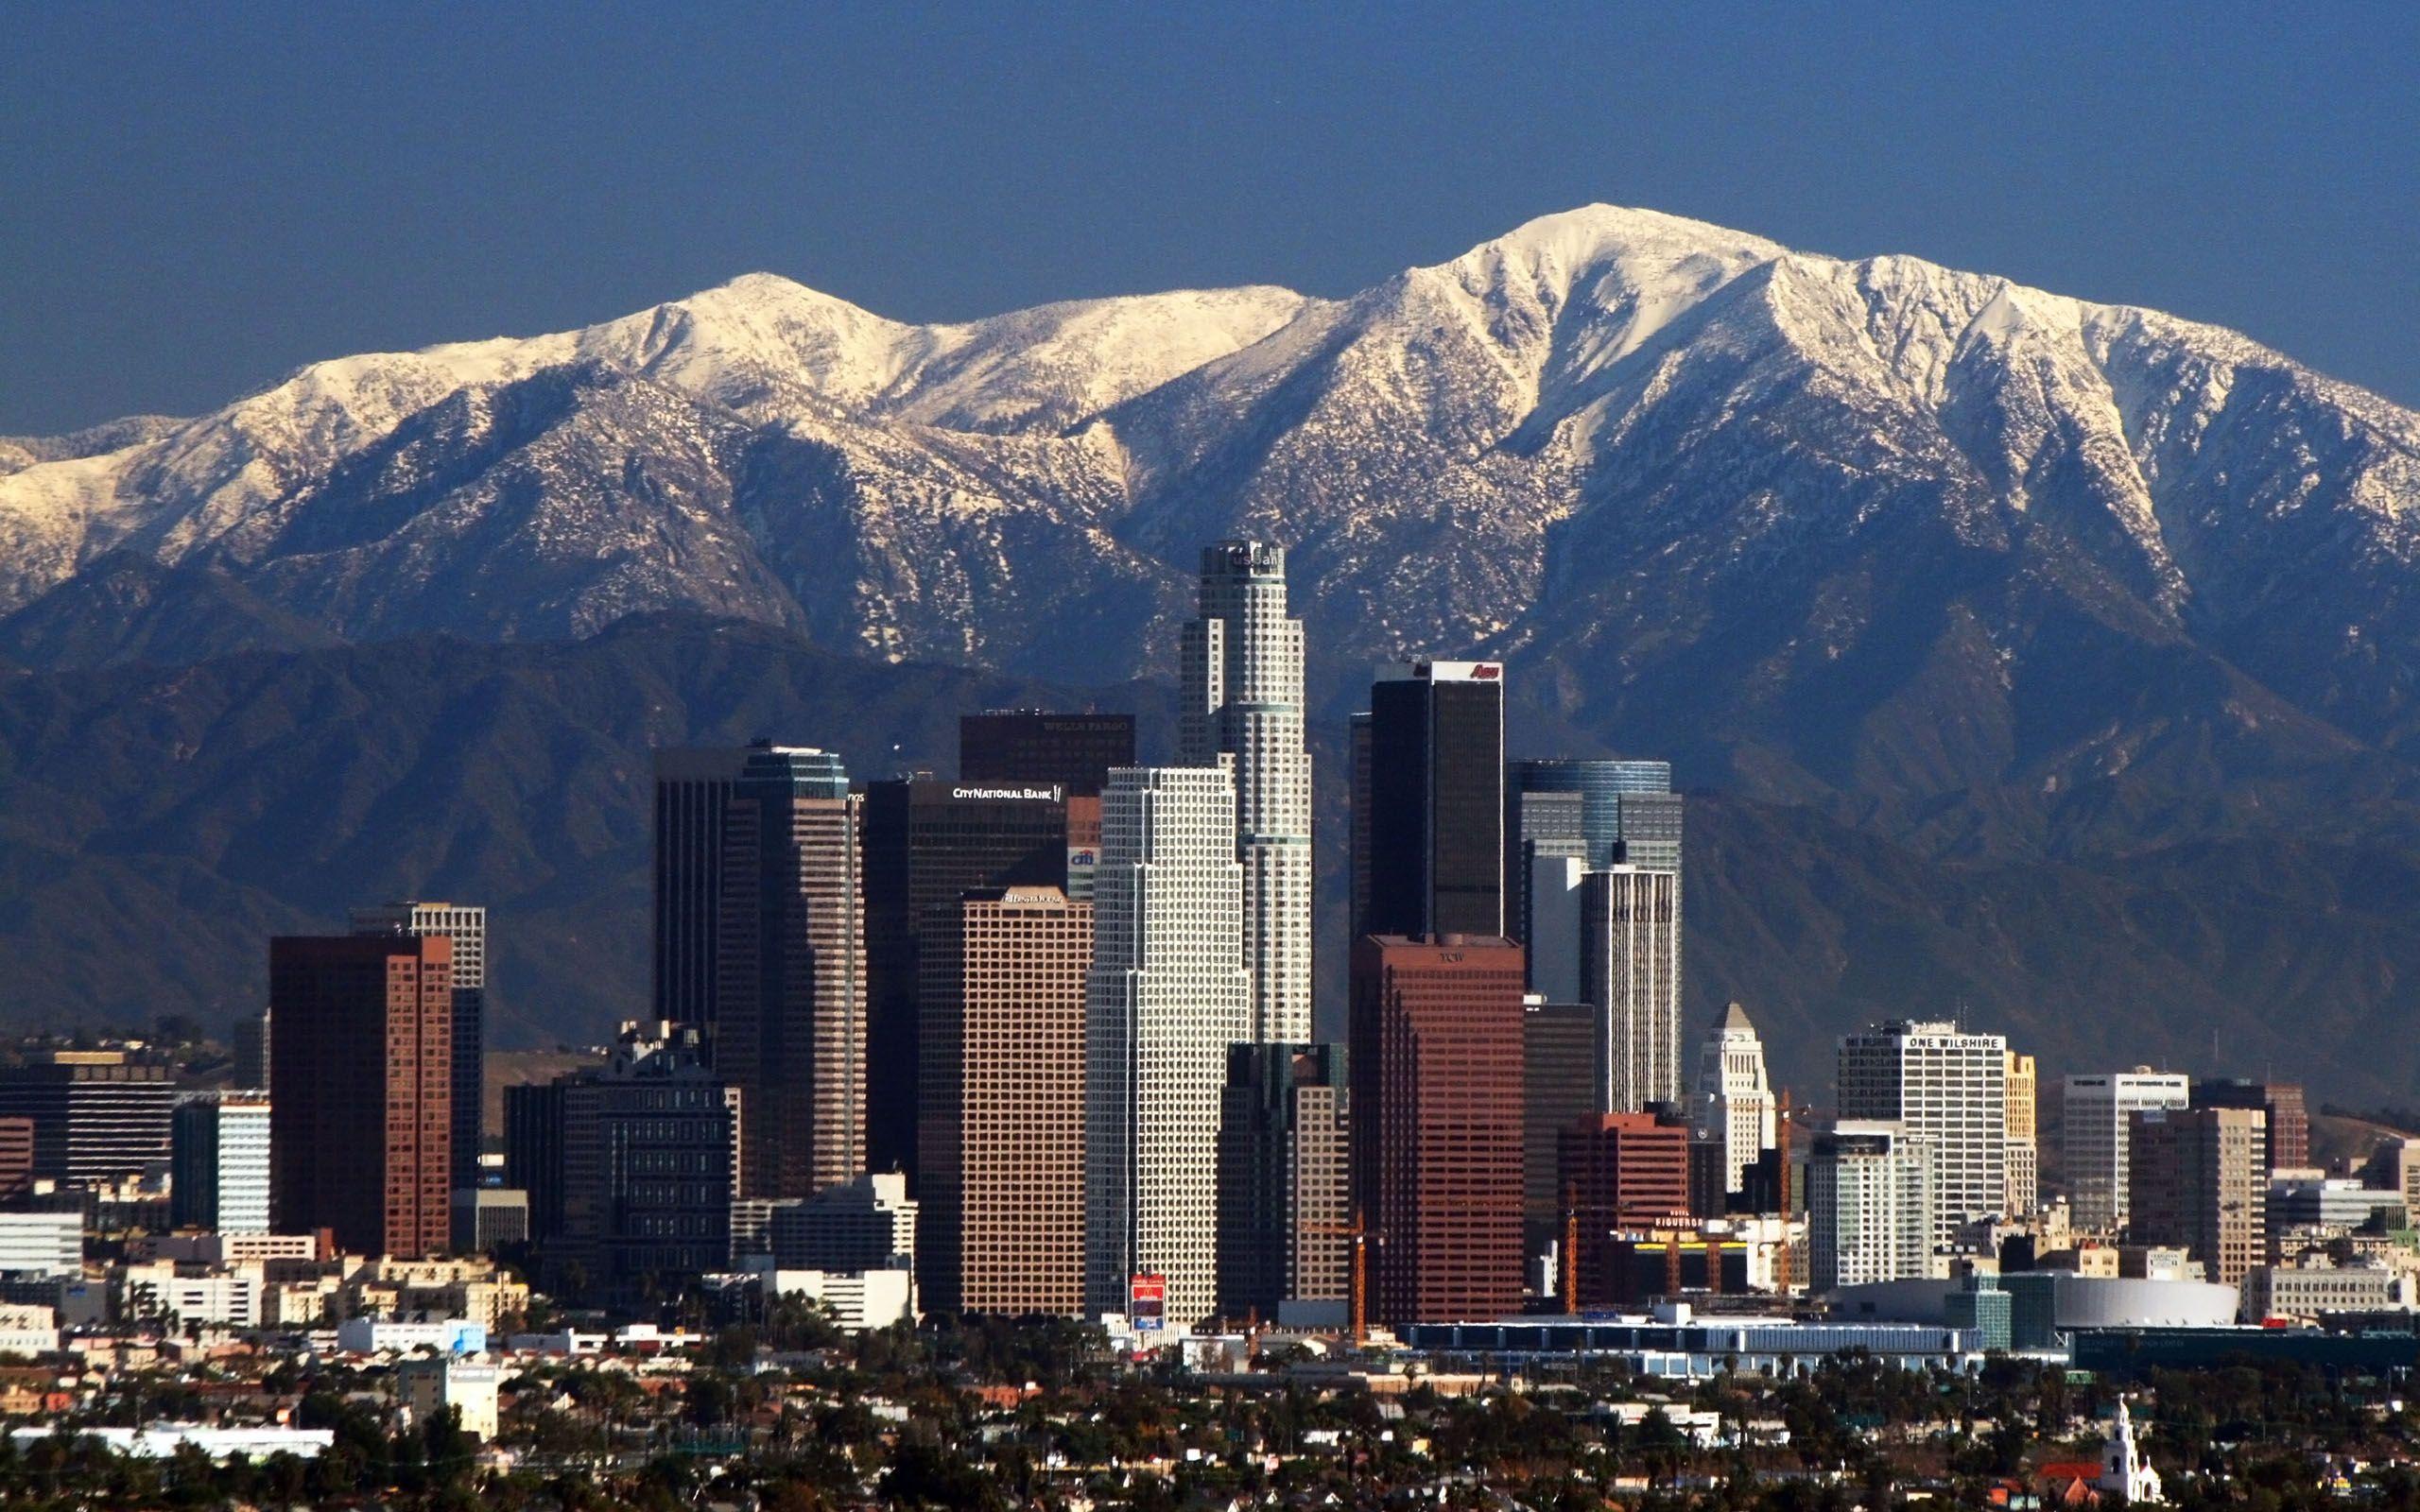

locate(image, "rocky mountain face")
(6, 205), (2420, 1092)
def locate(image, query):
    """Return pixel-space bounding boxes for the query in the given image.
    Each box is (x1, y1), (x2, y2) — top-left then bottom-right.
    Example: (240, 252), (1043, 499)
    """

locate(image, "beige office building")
(2129, 1105), (2268, 1288)
(919, 885), (1092, 1317)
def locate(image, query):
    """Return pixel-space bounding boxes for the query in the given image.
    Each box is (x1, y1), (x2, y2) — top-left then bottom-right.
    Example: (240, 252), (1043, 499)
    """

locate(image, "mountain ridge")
(6, 204), (2420, 1086)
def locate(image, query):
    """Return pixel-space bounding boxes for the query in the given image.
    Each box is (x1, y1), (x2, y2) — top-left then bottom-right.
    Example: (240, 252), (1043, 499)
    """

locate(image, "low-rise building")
(118, 1262), (263, 1330)
(0, 1210), (82, 1278)
(0, 1304), (60, 1356)
(397, 1355), (502, 1440)
(8, 1424), (335, 1462)
(754, 1265), (916, 1332)
(334, 1316), (487, 1356)
(2242, 1259), (2414, 1322)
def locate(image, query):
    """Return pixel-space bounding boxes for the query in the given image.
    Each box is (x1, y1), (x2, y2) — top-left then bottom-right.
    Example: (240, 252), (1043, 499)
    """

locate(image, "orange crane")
(1561, 1181), (1581, 1314)
(1775, 1087), (1796, 1295)
(1305, 1207), (1374, 1348)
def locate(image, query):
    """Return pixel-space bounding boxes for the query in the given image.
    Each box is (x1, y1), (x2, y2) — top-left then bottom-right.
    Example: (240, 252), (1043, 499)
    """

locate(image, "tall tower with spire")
(1179, 541), (1312, 1043)
(1690, 1002), (1777, 1196)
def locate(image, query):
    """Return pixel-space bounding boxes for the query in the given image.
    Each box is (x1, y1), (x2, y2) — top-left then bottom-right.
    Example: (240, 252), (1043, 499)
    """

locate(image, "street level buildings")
(919, 885), (1091, 1317)
(1083, 766), (1250, 1328)
(1179, 541), (1313, 1043)
(268, 934), (454, 1258)
(1351, 934), (1526, 1329)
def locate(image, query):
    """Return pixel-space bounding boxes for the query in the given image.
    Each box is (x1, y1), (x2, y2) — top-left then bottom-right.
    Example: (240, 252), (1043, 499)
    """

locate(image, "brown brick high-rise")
(268, 934), (453, 1257)
(1350, 934), (1525, 1328)
(918, 885), (1091, 1316)
(1558, 1112), (1693, 1305)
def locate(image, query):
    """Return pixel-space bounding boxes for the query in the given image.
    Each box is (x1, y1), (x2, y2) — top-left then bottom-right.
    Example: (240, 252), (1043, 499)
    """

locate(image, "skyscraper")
(861, 778), (1070, 1179)
(1522, 997), (1599, 1251)
(233, 1008), (269, 1091)
(1582, 867), (1683, 1112)
(503, 1078), (566, 1244)
(1179, 541), (1313, 1043)
(2129, 1105), (2268, 1287)
(556, 1022), (743, 1300)
(2194, 1079), (2310, 1175)
(1807, 1121), (1934, 1291)
(717, 744), (867, 1198)
(958, 710), (1136, 797)
(1083, 766), (1251, 1328)
(1216, 1042), (1350, 1324)
(351, 901), (487, 1187)
(170, 1091), (271, 1234)
(0, 1052), (179, 1186)
(1505, 759), (1679, 871)
(1837, 1019), (2008, 1245)
(2003, 1051), (2039, 1217)
(652, 746), (752, 1029)
(919, 885), (1091, 1318)
(1364, 662), (1505, 940)
(1689, 1003), (1776, 1197)
(268, 934), (454, 1258)
(2062, 1071), (2191, 1233)
(1503, 785), (1585, 965)
(1347, 712), (1373, 940)
(1351, 934), (1526, 1329)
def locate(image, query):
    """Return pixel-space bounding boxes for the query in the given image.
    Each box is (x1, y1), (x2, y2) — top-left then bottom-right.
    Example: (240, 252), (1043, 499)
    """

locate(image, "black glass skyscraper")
(861, 778), (1072, 1182)
(958, 711), (1134, 797)
(1362, 662), (1506, 939)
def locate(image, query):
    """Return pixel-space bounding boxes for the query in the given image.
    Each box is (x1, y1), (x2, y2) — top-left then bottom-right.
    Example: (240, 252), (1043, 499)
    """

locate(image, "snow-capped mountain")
(7, 205), (2420, 844)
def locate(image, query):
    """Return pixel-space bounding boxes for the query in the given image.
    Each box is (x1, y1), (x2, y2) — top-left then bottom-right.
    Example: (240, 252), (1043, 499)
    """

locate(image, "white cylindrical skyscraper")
(1083, 765), (1251, 1329)
(1179, 541), (1312, 1044)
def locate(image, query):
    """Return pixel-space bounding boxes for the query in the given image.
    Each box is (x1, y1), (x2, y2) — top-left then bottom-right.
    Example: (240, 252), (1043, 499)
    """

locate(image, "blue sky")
(4, 3), (2415, 432)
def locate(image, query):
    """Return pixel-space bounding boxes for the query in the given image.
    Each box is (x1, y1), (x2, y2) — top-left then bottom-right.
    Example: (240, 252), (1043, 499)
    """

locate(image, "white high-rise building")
(1807, 1121), (1934, 1292)
(2062, 1070), (2191, 1234)
(1690, 1003), (1776, 1194)
(1837, 1020), (2007, 1246)
(170, 1091), (272, 1234)
(1083, 766), (1251, 1329)
(1179, 541), (1312, 1044)
(1581, 866), (1682, 1111)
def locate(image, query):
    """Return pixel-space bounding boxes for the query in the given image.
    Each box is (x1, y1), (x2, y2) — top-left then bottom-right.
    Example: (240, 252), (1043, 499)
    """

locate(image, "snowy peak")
(2, 201), (2419, 758)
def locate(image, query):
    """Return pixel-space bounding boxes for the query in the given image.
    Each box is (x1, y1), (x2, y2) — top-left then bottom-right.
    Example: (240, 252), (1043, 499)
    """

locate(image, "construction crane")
(1561, 1181), (1580, 1315)
(1776, 1087), (1796, 1296)
(1304, 1207), (1374, 1348)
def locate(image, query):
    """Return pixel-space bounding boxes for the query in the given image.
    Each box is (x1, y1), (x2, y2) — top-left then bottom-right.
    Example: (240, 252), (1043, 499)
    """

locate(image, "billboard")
(1129, 1273), (1167, 1332)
